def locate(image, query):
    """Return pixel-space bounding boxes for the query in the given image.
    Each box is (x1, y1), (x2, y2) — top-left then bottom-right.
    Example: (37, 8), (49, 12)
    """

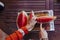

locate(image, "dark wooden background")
(0, 0), (60, 40)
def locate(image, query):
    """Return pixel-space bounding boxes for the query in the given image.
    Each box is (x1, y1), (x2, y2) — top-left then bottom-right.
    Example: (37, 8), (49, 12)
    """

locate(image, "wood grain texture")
(0, 0), (60, 40)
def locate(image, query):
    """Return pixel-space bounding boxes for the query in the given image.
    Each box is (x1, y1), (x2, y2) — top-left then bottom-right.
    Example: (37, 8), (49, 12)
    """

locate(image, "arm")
(6, 20), (36, 40)
(6, 27), (28, 40)
(40, 30), (48, 40)
(40, 25), (48, 40)
(6, 11), (36, 40)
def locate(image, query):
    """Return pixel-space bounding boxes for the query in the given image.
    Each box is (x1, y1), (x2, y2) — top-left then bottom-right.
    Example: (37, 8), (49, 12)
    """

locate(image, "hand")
(26, 11), (37, 31)
(40, 25), (48, 40)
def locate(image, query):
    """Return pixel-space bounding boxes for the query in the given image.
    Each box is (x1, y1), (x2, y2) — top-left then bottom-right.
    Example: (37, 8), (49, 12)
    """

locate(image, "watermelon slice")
(36, 16), (56, 23)
(17, 11), (28, 28)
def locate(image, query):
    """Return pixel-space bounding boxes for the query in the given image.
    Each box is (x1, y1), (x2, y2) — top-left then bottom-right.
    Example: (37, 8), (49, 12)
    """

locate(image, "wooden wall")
(53, 0), (60, 40)
(0, 0), (60, 40)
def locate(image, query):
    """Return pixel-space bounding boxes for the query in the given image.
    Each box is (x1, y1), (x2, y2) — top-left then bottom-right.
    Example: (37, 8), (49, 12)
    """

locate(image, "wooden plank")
(54, 0), (57, 2)
(55, 25), (60, 32)
(54, 6), (60, 9)
(6, 3), (45, 6)
(55, 21), (60, 25)
(45, 0), (50, 9)
(54, 9), (60, 12)
(4, 0), (45, 2)
(5, 5), (45, 9)
(6, 0), (45, 3)
(4, 7), (45, 12)
(49, 0), (54, 9)
(54, 3), (60, 6)
(45, 0), (54, 9)
(54, 11), (60, 15)
(47, 31), (56, 40)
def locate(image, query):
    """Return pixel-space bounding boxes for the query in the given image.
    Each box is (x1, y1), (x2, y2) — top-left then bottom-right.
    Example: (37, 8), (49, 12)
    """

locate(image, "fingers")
(40, 27), (48, 39)
(26, 11), (37, 31)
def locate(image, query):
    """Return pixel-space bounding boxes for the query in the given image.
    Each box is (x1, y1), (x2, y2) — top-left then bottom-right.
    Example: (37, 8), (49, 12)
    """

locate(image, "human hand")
(40, 24), (48, 40)
(26, 11), (37, 31)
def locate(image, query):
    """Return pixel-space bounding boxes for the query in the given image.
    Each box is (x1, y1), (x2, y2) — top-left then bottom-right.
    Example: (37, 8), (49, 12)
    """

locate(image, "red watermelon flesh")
(29, 11), (34, 20)
(36, 16), (56, 23)
(17, 12), (28, 28)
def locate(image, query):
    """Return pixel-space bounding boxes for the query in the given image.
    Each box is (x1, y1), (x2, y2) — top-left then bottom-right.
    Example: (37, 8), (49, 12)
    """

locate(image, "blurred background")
(0, 0), (60, 40)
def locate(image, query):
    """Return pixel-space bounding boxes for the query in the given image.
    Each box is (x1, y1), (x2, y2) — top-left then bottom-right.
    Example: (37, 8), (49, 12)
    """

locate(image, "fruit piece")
(17, 11), (28, 28)
(36, 16), (56, 23)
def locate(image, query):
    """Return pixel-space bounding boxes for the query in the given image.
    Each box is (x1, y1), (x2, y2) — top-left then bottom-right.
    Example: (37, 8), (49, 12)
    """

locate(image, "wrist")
(18, 27), (28, 36)
(21, 27), (28, 34)
(18, 29), (25, 36)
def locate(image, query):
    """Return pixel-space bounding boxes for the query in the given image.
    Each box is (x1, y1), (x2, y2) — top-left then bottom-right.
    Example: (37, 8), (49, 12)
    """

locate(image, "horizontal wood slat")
(6, 1), (45, 3)
(54, 4), (60, 8)
(55, 25), (60, 32)
(54, 11), (60, 15)
(54, 9), (60, 12)
(6, 3), (45, 6)
(5, 6), (45, 10)
(4, 0), (45, 2)
(54, 3), (60, 5)
(4, 0), (45, 12)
